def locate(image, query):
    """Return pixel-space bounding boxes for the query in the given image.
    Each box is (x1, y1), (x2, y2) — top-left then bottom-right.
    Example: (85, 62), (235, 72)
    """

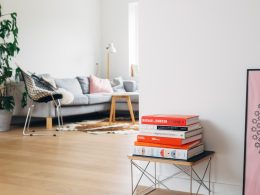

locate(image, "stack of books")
(133, 114), (204, 160)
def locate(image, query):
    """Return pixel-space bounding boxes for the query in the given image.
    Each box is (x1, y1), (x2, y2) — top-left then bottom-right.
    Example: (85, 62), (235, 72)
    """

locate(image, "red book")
(141, 114), (199, 126)
(134, 140), (202, 150)
(137, 134), (202, 146)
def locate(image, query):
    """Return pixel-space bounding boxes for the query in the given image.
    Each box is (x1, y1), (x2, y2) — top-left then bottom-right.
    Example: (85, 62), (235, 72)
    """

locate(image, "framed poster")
(243, 69), (260, 195)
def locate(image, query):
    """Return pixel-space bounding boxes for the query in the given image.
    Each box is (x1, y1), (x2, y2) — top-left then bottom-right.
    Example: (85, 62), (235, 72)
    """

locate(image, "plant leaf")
(1, 96), (14, 111)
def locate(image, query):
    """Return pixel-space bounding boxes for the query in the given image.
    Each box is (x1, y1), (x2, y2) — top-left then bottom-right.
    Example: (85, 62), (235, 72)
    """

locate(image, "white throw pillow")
(111, 76), (126, 92)
(111, 76), (123, 87)
(56, 88), (74, 104)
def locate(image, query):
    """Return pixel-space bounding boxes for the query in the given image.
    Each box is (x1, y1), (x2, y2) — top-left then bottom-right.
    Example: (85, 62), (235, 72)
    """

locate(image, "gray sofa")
(11, 76), (139, 127)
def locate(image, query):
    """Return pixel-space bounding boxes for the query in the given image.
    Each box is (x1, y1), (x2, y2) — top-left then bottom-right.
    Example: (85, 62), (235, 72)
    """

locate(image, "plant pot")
(0, 110), (12, 131)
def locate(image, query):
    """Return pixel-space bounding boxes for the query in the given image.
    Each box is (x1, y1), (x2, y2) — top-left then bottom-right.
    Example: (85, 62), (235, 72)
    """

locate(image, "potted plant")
(0, 4), (19, 131)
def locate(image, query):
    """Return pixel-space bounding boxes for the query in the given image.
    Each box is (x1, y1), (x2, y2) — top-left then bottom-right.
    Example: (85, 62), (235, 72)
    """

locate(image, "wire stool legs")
(54, 99), (64, 133)
(23, 103), (34, 136)
(23, 100), (64, 136)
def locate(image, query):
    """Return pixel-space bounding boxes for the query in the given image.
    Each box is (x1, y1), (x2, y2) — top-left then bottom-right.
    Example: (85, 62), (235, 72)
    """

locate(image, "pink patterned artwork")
(244, 70), (260, 195)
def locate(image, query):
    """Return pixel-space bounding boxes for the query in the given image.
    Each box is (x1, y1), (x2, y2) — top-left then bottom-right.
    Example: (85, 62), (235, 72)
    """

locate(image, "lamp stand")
(106, 52), (110, 79)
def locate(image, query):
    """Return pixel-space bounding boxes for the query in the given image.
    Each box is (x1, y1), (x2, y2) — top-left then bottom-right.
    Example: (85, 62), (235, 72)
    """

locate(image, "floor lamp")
(106, 43), (117, 79)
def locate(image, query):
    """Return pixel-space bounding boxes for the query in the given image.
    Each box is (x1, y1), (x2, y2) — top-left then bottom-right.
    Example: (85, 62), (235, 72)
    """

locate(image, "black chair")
(19, 68), (63, 136)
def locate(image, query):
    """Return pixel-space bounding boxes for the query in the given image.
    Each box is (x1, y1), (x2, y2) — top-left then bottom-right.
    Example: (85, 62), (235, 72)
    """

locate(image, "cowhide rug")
(62, 118), (139, 135)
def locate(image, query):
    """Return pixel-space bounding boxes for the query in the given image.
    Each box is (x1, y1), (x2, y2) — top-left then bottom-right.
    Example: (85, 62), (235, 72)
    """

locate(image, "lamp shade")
(106, 43), (117, 54)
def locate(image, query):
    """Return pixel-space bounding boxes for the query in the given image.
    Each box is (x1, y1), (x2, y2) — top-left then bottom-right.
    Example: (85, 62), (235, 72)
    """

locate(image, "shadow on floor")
(11, 111), (139, 127)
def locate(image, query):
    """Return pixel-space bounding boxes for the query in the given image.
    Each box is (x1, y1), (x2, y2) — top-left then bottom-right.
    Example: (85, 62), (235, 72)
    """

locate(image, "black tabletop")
(131, 151), (215, 163)
(187, 151), (215, 162)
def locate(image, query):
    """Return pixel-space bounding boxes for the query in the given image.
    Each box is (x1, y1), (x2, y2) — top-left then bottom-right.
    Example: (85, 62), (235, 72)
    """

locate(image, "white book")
(141, 123), (202, 131)
(139, 128), (203, 139)
(133, 144), (204, 160)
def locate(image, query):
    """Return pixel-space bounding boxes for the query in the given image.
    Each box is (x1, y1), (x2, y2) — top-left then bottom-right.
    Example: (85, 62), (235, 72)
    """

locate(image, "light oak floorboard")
(0, 127), (196, 195)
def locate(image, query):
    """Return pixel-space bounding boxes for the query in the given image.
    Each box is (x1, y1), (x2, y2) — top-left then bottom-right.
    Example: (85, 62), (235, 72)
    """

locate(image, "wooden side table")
(128, 151), (215, 195)
(109, 94), (136, 124)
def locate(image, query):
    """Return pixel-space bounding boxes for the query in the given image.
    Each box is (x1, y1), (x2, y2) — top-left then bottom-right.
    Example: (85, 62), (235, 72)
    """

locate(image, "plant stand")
(0, 110), (12, 131)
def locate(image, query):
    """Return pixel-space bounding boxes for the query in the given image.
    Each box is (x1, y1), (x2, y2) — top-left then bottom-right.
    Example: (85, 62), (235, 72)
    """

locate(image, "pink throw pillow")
(89, 75), (113, 93)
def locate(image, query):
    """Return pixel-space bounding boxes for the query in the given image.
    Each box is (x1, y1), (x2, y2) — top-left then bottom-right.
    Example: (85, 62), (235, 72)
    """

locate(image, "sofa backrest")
(55, 78), (83, 95)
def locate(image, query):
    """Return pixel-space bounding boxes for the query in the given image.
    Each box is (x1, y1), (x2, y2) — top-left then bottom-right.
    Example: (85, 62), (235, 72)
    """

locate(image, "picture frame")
(243, 69), (260, 195)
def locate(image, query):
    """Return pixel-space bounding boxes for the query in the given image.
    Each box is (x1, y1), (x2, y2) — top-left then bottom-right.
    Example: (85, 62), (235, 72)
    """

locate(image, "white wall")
(1, 0), (100, 78)
(101, 0), (137, 79)
(139, 0), (260, 194)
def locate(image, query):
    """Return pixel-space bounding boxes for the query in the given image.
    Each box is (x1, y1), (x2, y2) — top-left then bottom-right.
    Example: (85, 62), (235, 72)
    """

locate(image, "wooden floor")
(0, 126), (194, 195)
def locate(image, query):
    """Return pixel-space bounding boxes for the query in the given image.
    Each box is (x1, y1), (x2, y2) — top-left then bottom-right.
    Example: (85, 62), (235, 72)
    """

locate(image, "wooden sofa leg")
(46, 117), (53, 130)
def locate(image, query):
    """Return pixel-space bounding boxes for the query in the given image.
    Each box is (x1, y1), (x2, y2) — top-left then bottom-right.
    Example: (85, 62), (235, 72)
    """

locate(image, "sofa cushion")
(123, 80), (137, 92)
(55, 78), (82, 95)
(89, 75), (113, 93)
(87, 93), (112, 104)
(116, 92), (139, 103)
(76, 76), (89, 94)
(63, 94), (89, 106)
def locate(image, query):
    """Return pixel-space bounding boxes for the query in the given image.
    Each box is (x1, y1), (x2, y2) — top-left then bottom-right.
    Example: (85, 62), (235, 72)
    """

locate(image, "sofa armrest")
(123, 80), (137, 92)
